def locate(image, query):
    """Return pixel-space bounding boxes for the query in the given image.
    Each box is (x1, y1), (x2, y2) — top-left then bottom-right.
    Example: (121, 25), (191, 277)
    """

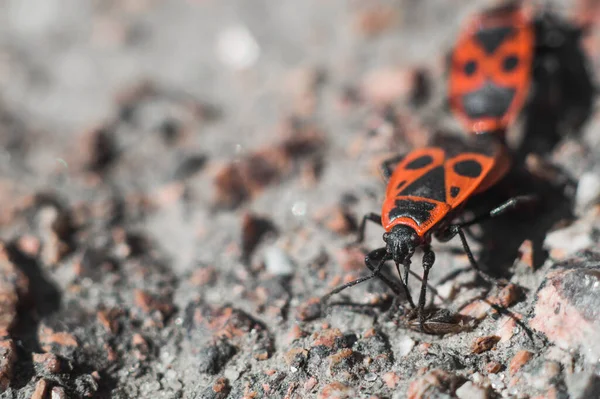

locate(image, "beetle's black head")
(383, 224), (421, 264)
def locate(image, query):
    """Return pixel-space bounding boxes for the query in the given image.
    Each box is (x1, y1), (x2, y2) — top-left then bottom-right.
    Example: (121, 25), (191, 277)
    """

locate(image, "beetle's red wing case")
(449, 4), (534, 134)
(381, 137), (510, 237)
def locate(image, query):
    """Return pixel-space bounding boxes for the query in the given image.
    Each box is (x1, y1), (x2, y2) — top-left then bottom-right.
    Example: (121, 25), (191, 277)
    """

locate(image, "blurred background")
(0, 0), (599, 397)
(0, 0), (507, 280)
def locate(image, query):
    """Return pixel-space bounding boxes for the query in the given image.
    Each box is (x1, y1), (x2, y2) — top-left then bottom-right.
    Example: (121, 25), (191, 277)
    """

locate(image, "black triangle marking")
(450, 186), (460, 198)
(399, 166), (446, 203)
(475, 26), (515, 54)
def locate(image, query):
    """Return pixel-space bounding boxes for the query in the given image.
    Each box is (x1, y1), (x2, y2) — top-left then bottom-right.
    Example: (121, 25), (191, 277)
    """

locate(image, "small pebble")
(397, 336), (415, 357)
(304, 377), (318, 392)
(383, 372), (400, 388)
(456, 381), (489, 399)
(516, 240), (534, 269)
(264, 246), (294, 276)
(292, 201), (307, 217)
(223, 368), (240, 382)
(530, 257), (600, 363)
(216, 25), (260, 70)
(407, 369), (463, 398)
(486, 361), (502, 374)
(31, 379), (49, 399)
(575, 172), (600, 213)
(164, 369), (182, 391)
(51, 386), (67, 399)
(318, 382), (354, 399)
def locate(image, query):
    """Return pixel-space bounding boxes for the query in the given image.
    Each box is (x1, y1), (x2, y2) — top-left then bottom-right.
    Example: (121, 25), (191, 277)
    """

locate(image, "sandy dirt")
(1, 0), (600, 398)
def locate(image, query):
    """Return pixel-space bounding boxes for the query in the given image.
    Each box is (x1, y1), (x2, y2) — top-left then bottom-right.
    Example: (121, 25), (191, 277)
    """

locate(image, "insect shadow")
(4, 242), (62, 390)
(516, 10), (595, 160)
(460, 163), (575, 277)
(427, 132), (576, 278)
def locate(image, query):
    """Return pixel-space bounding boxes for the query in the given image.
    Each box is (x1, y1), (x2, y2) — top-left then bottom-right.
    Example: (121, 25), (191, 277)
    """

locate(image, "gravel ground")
(1, 0), (600, 398)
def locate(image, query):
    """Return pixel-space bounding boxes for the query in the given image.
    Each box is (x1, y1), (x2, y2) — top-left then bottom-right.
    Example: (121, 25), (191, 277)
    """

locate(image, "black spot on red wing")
(464, 60), (477, 76)
(475, 25), (515, 54)
(453, 160), (482, 178)
(396, 181), (406, 190)
(450, 186), (460, 198)
(405, 155), (434, 170)
(503, 54), (519, 72)
(400, 166), (446, 202)
(462, 82), (516, 119)
(388, 199), (436, 225)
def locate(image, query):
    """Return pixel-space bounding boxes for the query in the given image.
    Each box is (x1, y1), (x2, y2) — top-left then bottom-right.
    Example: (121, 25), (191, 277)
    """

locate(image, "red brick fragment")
(0, 339), (17, 392)
(471, 335), (500, 354)
(31, 379), (49, 399)
(509, 350), (533, 375)
(33, 352), (62, 374)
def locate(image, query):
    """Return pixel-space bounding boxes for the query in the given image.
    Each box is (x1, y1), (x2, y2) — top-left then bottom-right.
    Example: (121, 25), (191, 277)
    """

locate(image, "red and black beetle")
(321, 135), (533, 332)
(448, 2), (534, 136)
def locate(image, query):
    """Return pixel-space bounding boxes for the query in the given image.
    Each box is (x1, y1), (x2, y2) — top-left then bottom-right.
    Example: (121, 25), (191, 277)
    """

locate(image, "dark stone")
(354, 331), (391, 356)
(172, 154), (208, 180)
(198, 341), (237, 375)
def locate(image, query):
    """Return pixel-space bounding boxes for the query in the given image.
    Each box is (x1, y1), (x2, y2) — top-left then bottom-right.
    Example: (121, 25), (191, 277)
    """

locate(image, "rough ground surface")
(1, 0), (600, 398)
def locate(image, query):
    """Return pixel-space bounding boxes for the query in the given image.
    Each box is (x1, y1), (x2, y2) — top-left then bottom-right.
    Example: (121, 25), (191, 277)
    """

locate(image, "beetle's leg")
(417, 247), (435, 331)
(459, 195), (538, 229)
(434, 195), (536, 286)
(406, 267), (447, 307)
(435, 195), (537, 245)
(356, 213), (382, 244)
(395, 259), (447, 309)
(440, 225), (508, 287)
(364, 248), (405, 297)
(366, 249), (416, 308)
(365, 249), (415, 308)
